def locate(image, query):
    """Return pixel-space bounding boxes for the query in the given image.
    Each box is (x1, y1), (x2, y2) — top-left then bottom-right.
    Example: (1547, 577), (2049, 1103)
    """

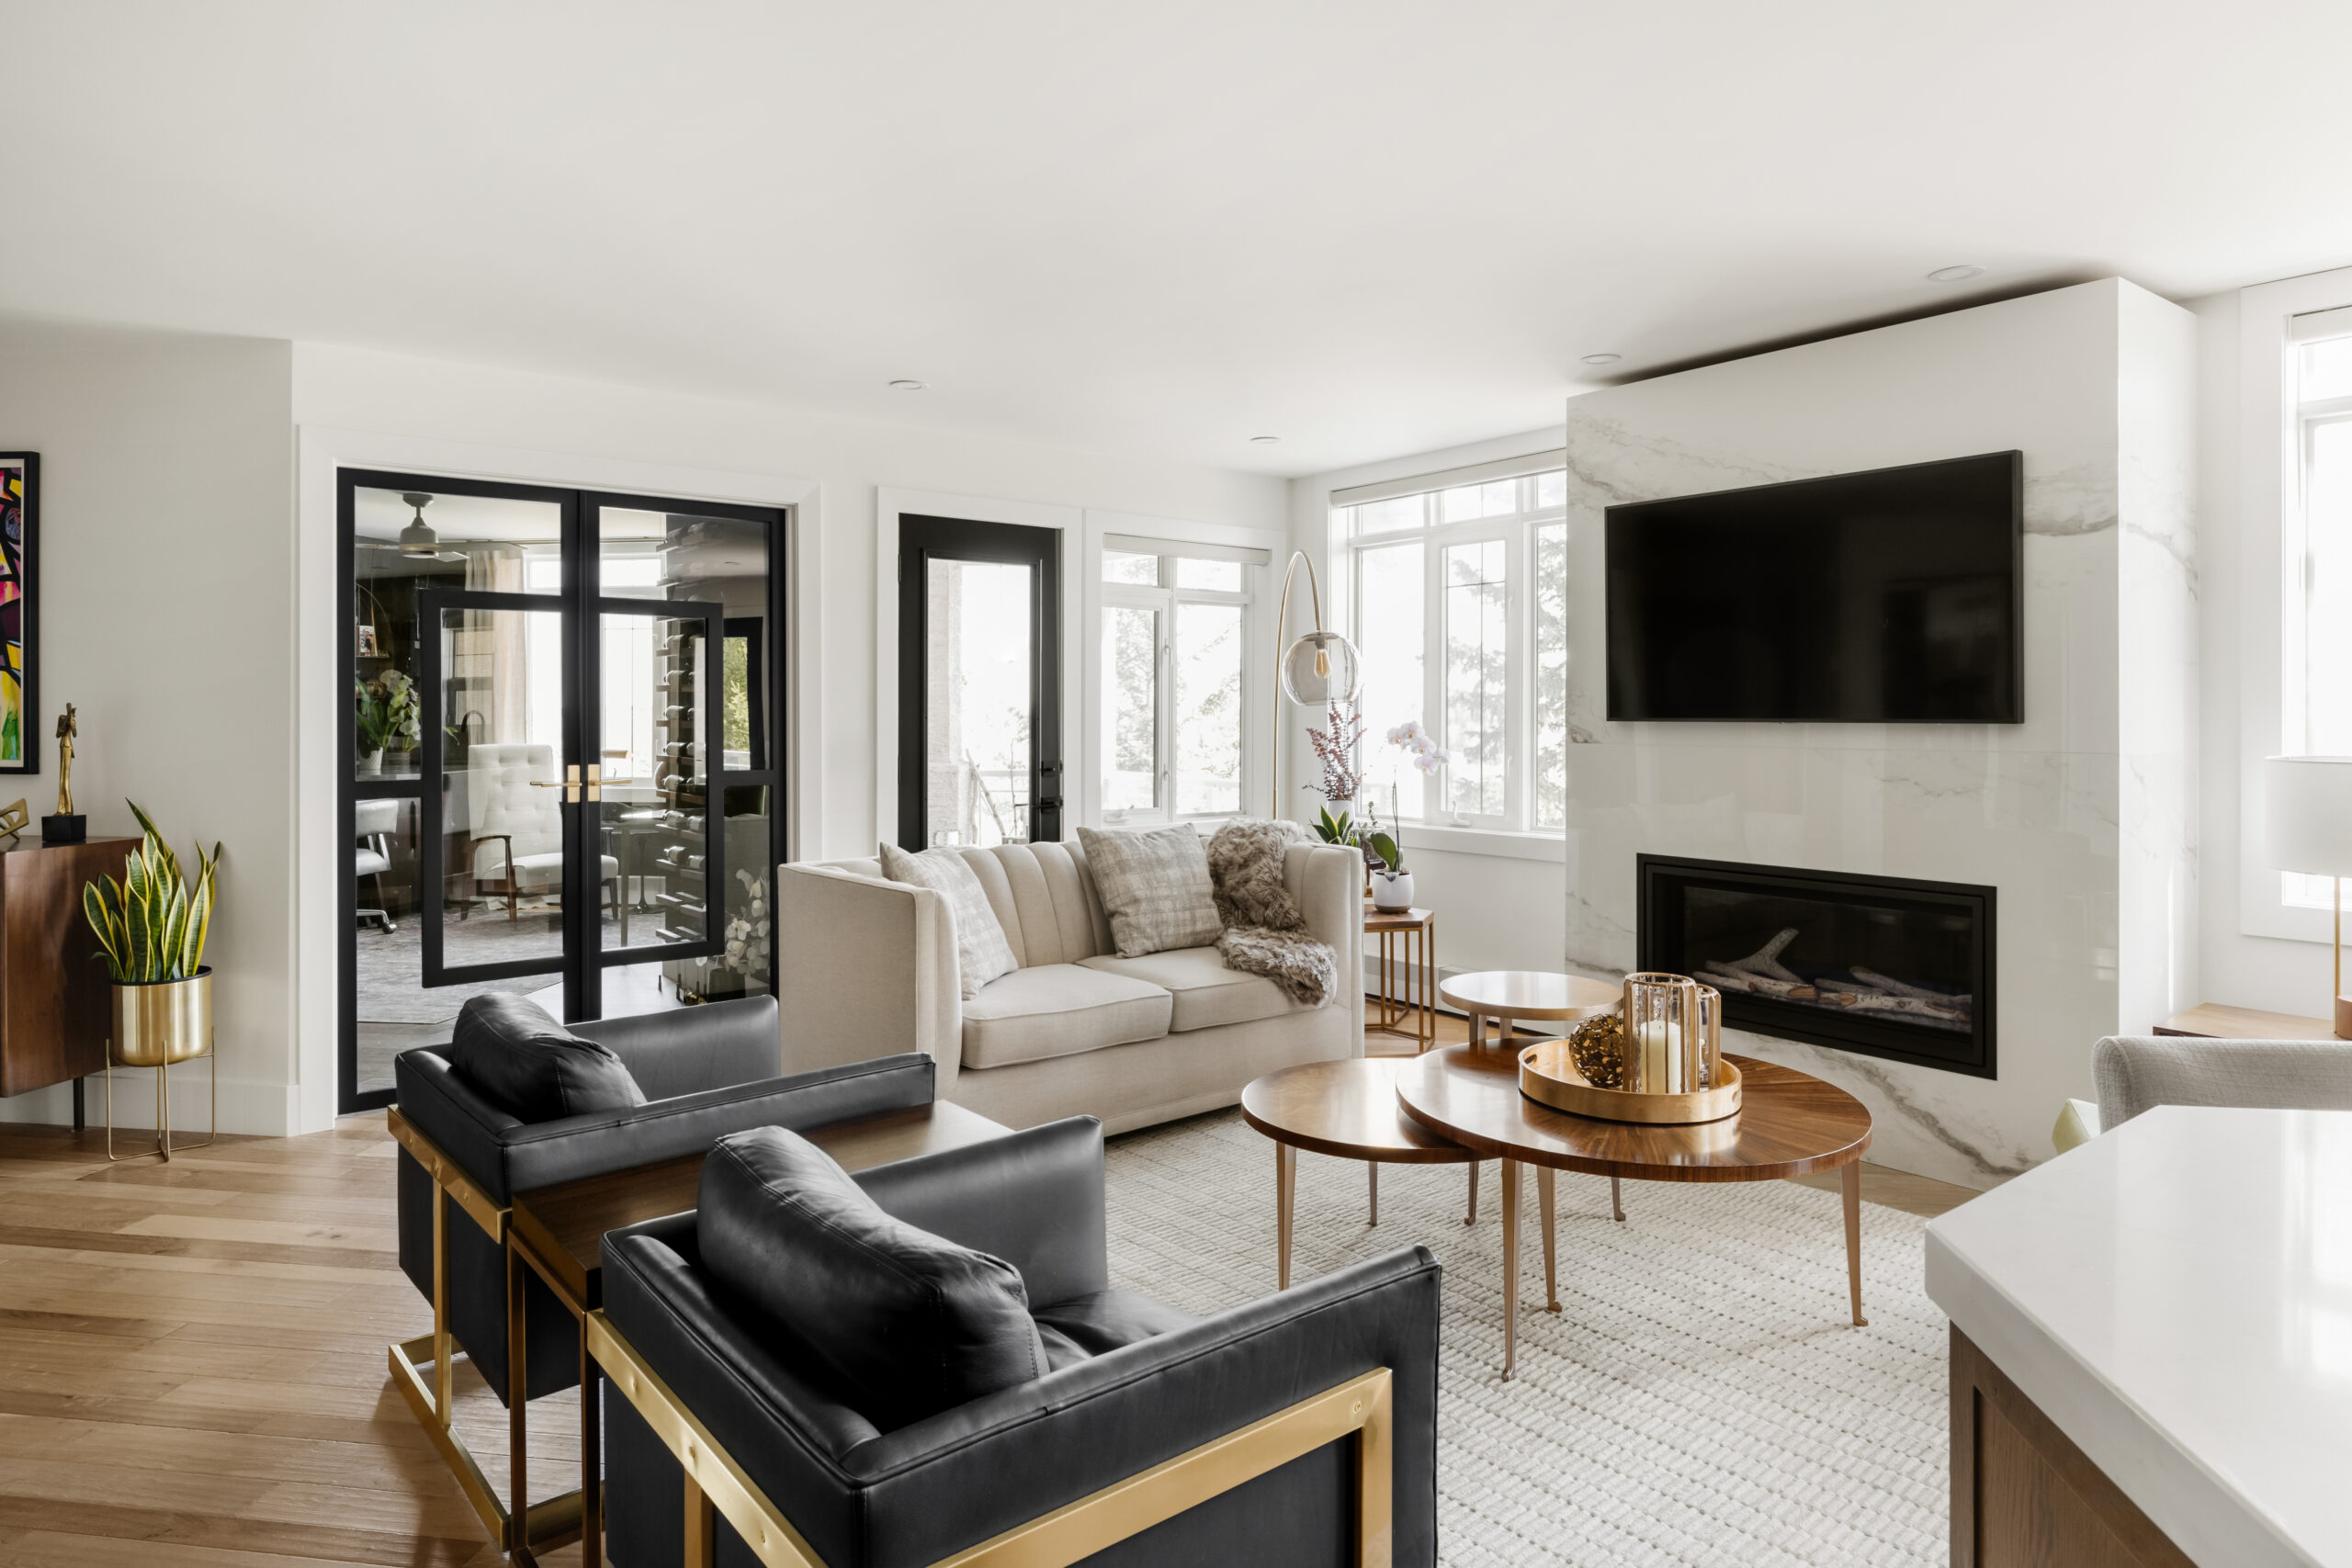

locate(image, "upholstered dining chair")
(390, 994), (936, 1555)
(594, 1116), (1442, 1568)
(354, 796), (401, 932)
(2091, 1033), (2352, 1129)
(463, 741), (622, 921)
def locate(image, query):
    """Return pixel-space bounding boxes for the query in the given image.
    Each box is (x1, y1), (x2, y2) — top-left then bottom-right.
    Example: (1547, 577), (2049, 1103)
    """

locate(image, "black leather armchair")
(387, 993), (937, 1553)
(594, 1115), (1442, 1568)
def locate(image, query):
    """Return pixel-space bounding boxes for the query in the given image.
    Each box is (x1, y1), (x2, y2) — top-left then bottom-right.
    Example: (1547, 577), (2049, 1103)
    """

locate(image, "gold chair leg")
(684, 1470), (717, 1567)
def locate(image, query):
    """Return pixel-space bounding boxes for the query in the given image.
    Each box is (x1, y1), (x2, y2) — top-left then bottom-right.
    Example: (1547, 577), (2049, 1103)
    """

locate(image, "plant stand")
(103, 1038), (216, 1162)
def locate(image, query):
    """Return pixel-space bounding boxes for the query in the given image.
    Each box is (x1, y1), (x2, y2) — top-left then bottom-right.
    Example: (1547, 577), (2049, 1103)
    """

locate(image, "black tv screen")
(1605, 450), (2023, 723)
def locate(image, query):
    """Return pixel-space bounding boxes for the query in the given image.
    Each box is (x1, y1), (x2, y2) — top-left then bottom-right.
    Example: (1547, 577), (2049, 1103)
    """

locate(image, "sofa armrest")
(851, 1116), (1107, 1305)
(571, 994), (782, 1100)
(396, 1046), (934, 1201)
(1288, 841), (1367, 1040)
(2093, 1033), (2352, 1128)
(778, 863), (962, 1089)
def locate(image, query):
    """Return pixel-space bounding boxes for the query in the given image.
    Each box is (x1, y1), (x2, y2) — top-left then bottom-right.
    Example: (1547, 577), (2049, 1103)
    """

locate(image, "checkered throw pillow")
(879, 844), (1019, 999)
(1077, 824), (1223, 958)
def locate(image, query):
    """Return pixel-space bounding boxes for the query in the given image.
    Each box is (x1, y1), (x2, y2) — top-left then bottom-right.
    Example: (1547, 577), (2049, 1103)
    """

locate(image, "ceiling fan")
(356, 492), (467, 563)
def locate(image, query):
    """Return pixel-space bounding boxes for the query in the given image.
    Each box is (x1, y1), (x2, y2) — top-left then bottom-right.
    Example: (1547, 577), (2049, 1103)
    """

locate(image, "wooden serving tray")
(1517, 1040), (1743, 1124)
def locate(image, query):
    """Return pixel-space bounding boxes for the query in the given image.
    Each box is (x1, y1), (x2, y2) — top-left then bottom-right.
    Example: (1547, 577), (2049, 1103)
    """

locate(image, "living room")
(0, 6), (2343, 1567)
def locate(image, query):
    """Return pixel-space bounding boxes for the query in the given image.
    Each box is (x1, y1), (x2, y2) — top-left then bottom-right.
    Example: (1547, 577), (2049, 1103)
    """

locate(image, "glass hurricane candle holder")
(1621, 972), (1724, 1095)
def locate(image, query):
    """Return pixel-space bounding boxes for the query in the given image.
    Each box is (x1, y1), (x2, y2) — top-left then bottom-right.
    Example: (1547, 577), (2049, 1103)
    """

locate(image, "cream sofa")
(777, 840), (1363, 1134)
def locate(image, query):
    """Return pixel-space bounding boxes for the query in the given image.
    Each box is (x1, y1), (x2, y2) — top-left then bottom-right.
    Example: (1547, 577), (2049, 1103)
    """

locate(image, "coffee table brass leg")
(1842, 1161), (1868, 1326)
(1276, 1142), (1296, 1291)
(1537, 1167), (1559, 1313)
(1500, 1158), (1520, 1380)
(1465, 1161), (1478, 1224)
(1368, 1162), (1378, 1227)
(1611, 1175), (1625, 1223)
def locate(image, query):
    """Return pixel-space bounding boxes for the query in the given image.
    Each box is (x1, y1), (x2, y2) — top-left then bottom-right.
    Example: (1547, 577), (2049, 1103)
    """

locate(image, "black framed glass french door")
(898, 514), (1062, 850)
(340, 470), (786, 1112)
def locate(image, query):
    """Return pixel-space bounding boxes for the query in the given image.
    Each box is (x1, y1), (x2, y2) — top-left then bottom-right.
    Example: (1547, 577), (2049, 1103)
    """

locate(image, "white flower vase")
(356, 750), (383, 777)
(1372, 869), (1415, 912)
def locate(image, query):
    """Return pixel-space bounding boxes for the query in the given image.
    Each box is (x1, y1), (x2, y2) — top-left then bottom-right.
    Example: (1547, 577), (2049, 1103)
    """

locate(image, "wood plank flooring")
(0, 1013), (1974, 1566)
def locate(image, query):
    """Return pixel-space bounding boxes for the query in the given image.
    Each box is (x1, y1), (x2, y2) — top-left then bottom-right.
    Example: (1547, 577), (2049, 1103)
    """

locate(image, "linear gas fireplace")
(1635, 855), (1996, 1077)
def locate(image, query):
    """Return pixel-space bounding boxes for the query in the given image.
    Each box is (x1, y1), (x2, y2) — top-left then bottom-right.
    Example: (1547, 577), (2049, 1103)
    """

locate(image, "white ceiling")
(4, 1), (2347, 475)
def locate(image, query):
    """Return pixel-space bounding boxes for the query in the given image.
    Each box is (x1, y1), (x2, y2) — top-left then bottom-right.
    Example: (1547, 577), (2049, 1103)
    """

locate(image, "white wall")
(1555, 280), (2197, 1190)
(0, 319), (295, 1131)
(288, 342), (1286, 1130)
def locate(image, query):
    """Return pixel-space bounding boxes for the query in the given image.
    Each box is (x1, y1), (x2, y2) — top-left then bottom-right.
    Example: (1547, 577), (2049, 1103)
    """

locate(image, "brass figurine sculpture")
(54, 705), (75, 816)
(40, 704), (85, 845)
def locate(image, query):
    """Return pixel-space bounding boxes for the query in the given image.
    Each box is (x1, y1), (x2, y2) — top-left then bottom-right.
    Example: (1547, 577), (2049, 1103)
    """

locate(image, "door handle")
(530, 765), (586, 805)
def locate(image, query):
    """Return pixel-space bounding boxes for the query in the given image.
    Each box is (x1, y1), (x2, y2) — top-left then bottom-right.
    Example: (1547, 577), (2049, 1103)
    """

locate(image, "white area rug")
(1102, 1110), (1946, 1568)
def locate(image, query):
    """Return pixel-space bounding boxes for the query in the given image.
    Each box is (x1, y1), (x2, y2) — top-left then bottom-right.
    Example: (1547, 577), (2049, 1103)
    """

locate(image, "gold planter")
(106, 969), (215, 1161)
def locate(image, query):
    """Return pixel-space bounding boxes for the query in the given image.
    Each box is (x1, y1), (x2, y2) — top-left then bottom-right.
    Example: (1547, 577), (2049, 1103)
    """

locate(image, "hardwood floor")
(0, 1014), (1973, 1565)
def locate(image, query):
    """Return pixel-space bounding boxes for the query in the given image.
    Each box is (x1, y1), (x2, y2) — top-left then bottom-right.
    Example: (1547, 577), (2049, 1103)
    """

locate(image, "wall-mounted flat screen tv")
(1605, 450), (2023, 723)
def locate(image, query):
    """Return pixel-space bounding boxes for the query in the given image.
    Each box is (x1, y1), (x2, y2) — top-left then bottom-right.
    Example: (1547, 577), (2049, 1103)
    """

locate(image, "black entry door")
(898, 516), (1061, 850)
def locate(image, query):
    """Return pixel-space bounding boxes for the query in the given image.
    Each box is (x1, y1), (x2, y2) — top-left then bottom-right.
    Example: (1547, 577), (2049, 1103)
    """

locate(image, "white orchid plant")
(1364, 721), (1451, 874)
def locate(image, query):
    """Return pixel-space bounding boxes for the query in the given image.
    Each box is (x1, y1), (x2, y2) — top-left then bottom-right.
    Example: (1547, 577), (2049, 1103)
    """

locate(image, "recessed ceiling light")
(888, 378), (926, 390)
(1580, 353), (1622, 367)
(1927, 265), (1984, 284)
(1250, 434), (1282, 444)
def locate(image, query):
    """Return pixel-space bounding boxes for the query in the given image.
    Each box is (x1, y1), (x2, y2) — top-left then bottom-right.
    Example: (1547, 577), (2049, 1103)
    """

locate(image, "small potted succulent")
(82, 803), (222, 1073)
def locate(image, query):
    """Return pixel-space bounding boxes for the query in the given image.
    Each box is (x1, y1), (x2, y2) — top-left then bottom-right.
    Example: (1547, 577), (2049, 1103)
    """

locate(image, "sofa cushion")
(1031, 1288), (1200, 1372)
(1076, 823), (1222, 957)
(448, 994), (647, 1122)
(1079, 945), (1306, 1032)
(697, 1126), (1048, 1432)
(880, 843), (1019, 999)
(961, 963), (1171, 1069)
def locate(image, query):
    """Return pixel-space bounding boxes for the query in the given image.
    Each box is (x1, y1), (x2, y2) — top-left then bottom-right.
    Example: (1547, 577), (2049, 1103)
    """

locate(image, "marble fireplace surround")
(1560, 279), (2197, 1190)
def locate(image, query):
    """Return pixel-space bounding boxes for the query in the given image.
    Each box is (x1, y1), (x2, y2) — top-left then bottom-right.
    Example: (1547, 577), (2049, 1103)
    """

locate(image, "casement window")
(2283, 305), (2352, 911)
(1097, 536), (1262, 824)
(1332, 455), (1569, 832)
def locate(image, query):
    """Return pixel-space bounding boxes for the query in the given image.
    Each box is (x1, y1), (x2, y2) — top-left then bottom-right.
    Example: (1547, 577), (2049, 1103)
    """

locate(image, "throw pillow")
(879, 843), (1019, 999)
(1077, 823), (1223, 958)
(1206, 817), (1310, 931)
(697, 1125), (1047, 1431)
(449, 994), (647, 1122)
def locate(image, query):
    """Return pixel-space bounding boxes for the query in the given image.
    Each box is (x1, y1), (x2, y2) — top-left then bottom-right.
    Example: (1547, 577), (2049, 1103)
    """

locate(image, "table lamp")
(2262, 754), (2352, 1038)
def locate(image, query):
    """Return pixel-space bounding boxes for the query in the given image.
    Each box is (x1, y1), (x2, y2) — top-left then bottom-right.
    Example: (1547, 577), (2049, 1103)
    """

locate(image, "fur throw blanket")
(1206, 818), (1337, 1007)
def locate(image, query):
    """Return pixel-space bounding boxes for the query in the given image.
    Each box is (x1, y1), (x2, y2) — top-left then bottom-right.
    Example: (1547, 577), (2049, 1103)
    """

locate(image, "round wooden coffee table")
(1396, 1044), (1873, 1377)
(1240, 1057), (1481, 1290)
(1437, 970), (1622, 1048)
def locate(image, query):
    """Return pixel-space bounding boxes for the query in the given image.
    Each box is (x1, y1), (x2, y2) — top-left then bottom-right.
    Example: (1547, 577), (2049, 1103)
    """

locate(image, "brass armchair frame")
(587, 1306), (1396, 1568)
(386, 1109), (583, 1558)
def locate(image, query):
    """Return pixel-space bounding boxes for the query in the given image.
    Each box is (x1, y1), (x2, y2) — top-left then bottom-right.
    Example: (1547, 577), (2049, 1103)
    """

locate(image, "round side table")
(1240, 1056), (1480, 1290)
(1436, 970), (1621, 1048)
(1396, 1045), (1873, 1378)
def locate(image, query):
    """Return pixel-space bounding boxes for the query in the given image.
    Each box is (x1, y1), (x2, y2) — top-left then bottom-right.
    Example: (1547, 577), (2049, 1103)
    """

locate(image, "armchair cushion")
(449, 993), (646, 1122)
(698, 1126), (1049, 1432)
(1032, 1289), (1199, 1371)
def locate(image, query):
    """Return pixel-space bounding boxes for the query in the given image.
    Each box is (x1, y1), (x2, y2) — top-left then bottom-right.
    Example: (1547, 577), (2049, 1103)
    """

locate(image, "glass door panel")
(924, 557), (1035, 847)
(596, 604), (721, 960)
(420, 592), (576, 990)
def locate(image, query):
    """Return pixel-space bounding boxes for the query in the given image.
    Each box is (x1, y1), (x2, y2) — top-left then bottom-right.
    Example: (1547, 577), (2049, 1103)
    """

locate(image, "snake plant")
(82, 803), (221, 984)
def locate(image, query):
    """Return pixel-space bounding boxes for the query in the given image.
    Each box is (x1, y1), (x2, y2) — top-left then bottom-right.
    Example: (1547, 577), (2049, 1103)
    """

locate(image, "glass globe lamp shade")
(1281, 629), (1362, 706)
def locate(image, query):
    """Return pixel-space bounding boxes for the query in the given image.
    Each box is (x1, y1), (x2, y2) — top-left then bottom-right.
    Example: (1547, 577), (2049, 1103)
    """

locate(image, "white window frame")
(1333, 453), (1566, 834)
(2238, 267), (2352, 942)
(1080, 512), (1277, 830)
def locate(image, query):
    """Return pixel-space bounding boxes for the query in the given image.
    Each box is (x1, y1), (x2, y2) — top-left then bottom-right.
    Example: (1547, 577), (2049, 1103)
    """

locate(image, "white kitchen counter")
(1927, 1105), (2352, 1568)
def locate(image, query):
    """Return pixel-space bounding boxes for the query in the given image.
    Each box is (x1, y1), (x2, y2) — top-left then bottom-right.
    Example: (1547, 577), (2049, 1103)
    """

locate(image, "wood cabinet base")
(1949, 1326), (2192, 1568)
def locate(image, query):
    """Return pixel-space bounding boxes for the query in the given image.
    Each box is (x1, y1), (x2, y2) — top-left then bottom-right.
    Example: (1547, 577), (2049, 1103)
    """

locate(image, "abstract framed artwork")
(0, 454), (35, 774)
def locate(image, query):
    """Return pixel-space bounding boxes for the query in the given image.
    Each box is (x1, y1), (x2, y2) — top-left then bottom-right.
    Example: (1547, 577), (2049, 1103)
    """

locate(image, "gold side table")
(1365, 905), (1437, 1053)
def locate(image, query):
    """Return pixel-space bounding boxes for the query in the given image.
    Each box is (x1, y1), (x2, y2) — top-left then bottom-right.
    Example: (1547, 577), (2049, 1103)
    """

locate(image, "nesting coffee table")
(1395, 1044), (1873, 1377)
